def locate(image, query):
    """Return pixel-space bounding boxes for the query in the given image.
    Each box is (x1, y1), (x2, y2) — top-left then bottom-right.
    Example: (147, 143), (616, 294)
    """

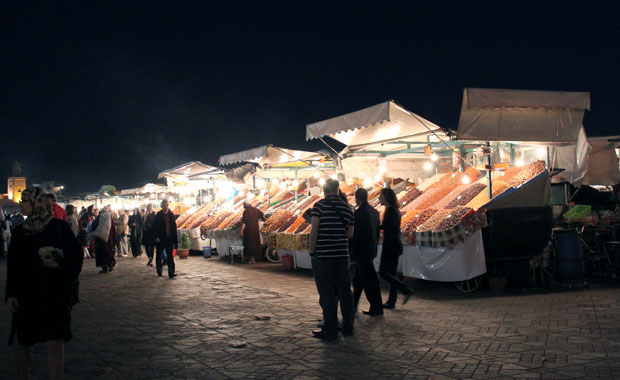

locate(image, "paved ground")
(1, 254), (620, 380)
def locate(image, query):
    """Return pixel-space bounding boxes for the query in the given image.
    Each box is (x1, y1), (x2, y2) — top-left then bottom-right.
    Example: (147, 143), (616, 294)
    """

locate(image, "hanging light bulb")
(363, 178), (372, 188)
(462, 176), (471, 185)
(537, 147), (547, 158)
(516, 159), (525, 167)
(313, 172), (319, 179)
(292, 180), (299, 188)
(374, 174), (382, 182)
(431, 152), (438, 161)
(319, 178), (326, 186)
(424, 161), (433, 171)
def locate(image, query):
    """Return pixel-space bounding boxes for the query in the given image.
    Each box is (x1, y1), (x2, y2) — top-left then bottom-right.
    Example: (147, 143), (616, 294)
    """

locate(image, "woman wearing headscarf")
(5, 187), (83, 380)
(142, 204), (157, 267)
(129, 208), (143, 258)
(378, 187), (412, 309)
(90, 205), (117, 273)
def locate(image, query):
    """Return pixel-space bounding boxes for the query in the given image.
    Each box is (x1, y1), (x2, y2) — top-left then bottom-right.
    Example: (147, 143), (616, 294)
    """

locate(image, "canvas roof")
(457, 88), (590, 144)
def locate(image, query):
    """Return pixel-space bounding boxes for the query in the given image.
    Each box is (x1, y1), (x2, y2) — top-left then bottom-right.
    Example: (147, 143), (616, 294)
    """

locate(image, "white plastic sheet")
(549, 127), (591, 186)
(583, 136), (620, 186)
(213, 237), (243, 259)
(401, 230), (486, 282)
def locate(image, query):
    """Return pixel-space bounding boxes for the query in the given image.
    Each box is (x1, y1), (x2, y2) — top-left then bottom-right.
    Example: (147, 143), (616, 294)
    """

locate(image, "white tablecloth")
(401, 230), (486, 282)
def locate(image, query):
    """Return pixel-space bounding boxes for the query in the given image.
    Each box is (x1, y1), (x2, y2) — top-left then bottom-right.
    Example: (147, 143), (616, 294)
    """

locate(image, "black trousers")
(144, 244), (155, 260)
(312, 257), (354, 335)
(155, 243), (175, 277)
(130, 234), (141, 257)
(352, 258), (383, 312)
(379, 253), (408, 305)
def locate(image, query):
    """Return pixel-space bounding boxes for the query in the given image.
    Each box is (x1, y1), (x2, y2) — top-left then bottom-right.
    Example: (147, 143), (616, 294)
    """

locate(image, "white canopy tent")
(158, 161), (220, 186)
(457, 88), (592, 186)
(218, 144), (330, 181)
(219, 145), (320, 167)
(306, 100), (445, 151)
(306, 100), (449, 182)
(457, 88), (590, 144)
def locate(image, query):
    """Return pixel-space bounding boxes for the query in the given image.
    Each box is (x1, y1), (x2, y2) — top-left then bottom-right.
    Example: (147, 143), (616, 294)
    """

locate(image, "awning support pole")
(487, 142), (492, 199)
(294, 169), (298, 202)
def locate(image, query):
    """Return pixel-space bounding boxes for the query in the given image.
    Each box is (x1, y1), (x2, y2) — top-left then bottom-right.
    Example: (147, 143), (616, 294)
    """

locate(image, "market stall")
(176, 145), (333, 264)
(159, 161), (227, 252)
(454, 88), (592, 289)
(158, 161), (223, 215)
(304, 94), (591, 289)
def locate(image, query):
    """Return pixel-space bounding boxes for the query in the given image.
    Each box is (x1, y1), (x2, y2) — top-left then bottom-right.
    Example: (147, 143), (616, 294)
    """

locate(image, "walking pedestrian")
(309, 179), (355, 340)
(77, 206), (96, 259)
(115, 209), (129, 257)
(65, 205), (79, 237)
(46, 193), (67, 222)
(241, 199), (264, 264)
(153, 199), (178, 278)
(129, 208), (143, 257)
(91, 206), (116, 273)
(0, 209), (8, 258)
(10, 212), (24, 232)
(142, 204), (156, 267)
(350, 188), (383, 316)
(378, 188), (412, 309)
(5, 187), (83, 380)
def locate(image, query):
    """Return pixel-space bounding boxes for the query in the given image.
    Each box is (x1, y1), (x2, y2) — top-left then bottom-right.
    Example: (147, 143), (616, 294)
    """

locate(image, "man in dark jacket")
(153, 199), (178, 278)
(350, 188), (383, 316)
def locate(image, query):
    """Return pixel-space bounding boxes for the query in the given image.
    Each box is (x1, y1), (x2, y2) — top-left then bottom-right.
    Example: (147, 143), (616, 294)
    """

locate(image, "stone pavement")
(1, 255), (620, 380)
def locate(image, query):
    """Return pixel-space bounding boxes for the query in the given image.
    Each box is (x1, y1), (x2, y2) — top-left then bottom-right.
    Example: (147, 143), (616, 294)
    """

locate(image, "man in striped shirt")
(309, 179), (355, 340)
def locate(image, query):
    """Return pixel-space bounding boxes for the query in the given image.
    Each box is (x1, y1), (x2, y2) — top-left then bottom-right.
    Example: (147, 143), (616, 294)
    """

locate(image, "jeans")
(117, 235), (129, 256)
(156, 243), (175, 277)
(312, 257), (354, 335)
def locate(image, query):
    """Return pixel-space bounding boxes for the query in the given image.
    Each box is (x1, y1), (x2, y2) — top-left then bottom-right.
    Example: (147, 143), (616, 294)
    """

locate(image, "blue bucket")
(554, 228), (583, 280)
(203, 246), (212, 258)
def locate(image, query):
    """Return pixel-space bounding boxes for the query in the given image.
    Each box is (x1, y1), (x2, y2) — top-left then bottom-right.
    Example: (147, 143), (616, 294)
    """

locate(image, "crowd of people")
(2, 180), (413, 377)
(69, 200), (178, 277)
(2, 192), (179, 379)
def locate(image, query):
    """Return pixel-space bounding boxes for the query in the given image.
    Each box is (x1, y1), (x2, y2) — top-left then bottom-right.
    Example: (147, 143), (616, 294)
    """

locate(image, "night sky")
(2, 1), (619, 194)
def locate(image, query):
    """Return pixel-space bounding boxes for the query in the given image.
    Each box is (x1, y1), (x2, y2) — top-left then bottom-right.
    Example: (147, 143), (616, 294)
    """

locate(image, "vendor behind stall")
(241, 199), (264, 264)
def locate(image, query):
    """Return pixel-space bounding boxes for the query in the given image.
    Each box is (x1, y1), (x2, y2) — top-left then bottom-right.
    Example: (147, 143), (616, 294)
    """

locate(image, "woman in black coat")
(129, 208), (143, 258)
(6, 187), (83, 379)
(378, 188), (412, 309)
(142, 204), (157, 266)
